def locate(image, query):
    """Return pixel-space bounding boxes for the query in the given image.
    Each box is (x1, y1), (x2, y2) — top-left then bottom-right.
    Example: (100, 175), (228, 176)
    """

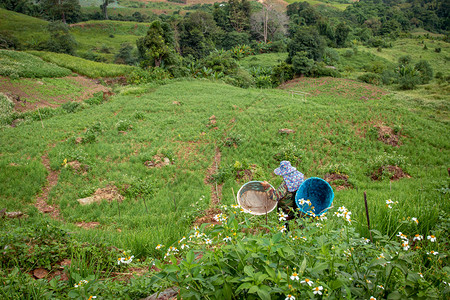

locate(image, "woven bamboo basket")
(237, 181), (277, 215)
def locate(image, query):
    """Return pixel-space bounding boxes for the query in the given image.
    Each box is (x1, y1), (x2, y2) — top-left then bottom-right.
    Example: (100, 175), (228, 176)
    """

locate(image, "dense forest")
(1, 0), (449, 90)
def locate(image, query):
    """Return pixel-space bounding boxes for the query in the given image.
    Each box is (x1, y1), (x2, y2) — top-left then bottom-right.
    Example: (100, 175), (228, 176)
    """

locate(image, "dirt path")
(34, 146), (62, 220)
(204, 145), (222, 207)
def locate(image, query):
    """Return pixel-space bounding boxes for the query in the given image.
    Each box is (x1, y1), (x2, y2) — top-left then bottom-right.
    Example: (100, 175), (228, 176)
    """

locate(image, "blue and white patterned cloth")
(274, 161), (305, 192)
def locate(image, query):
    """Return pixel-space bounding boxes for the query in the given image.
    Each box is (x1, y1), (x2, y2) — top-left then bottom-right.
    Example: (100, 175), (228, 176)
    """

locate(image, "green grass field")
(1, 78), (448, 258)
(0, 50), (72, 78)
(0, 8), (48, 47)
(284, 0), (351, 11)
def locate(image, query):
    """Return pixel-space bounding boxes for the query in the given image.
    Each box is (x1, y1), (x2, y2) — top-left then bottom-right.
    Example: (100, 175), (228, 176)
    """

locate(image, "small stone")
(33, 268), (48, 279)
(278, 128), (295, 134)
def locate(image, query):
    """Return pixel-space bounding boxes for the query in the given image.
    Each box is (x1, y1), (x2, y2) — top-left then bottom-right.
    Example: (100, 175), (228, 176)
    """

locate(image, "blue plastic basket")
(295, 177), (334, 216)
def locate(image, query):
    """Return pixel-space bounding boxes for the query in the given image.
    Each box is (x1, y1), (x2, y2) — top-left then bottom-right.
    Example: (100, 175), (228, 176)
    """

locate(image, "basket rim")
(237, 181), (276, 215)
(295, 177), (334, 216)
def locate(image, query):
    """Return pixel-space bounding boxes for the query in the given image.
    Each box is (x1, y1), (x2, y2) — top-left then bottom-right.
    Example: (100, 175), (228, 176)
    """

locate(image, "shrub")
(271, 62), (294, 86)
(396, 65), (420, 90)
(151, 205), (446, 299)
(61, 101), (81, 113)
(84, 92), (105, 106)
(310, 63), (341, 78)
(364, 61), (388, 74)
(0, 31), (19, 49)
(116, 119), (132, 131)
(414, 60), (433, 84)
(255, 75), (272, 88)
(114, 43), (137, 65)
(358, 73), (382, 85)
(43, 21), (77, 55)
(126, 67), (171, 85)
(292, 52), (314, 76)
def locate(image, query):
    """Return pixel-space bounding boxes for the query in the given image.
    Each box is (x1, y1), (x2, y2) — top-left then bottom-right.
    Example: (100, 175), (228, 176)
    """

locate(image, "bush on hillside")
(292, 51), (314, 76)
(414, 60), (433, 84)
(42, 21), (77, 55)
(0, 31), (19, 50)
(127, 67), (172, 85)
(271, 62), (294, 86)
(358, 72), (382, 85)
(310, 63), (341, 78)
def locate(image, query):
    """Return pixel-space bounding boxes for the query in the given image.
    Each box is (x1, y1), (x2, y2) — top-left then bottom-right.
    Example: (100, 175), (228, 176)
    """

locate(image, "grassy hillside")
(1, 79), (448, 257)
(70, 20), (150, 61)
(0, 8), (48, 47)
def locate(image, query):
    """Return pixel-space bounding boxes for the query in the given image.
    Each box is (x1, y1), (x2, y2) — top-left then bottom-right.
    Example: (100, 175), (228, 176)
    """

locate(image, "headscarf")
(274, 161), (305, 192)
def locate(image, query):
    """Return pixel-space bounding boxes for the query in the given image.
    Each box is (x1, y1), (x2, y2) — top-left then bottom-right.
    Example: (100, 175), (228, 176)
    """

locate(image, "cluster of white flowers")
(164, 246), (179, 259)
(427, 235), (436, 242)
(117, 255), (134, 265)
(213, 213), (228, 222)
(312, 286), (324, 295)
(297, 198), (312, 206)
(290, 272), (299, 281)
(385, 199), (398, 209)
(278, 211), (289, 221)
(279, 225), (287, 233)
(397, 232), (410, 250)
(343, 249), (352, 258)
(334, 206), (352, 223)
(413, 234), (423, 241)
(74, 279), (89, 288)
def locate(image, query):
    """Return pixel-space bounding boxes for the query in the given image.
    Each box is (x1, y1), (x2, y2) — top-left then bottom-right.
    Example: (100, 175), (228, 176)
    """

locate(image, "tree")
(228, 0), (251, 32)
(292, 51), (314, 76)
(137, 20), (176, 68)
(38, 0), (81, 23)
(177, 11), (220, 59)
(100, 0), (115, 20)
(44, 21), (77, 54)
(250, 4), (288, 43)
(335, 22), (350, 47)
(287, 27), (326, 63)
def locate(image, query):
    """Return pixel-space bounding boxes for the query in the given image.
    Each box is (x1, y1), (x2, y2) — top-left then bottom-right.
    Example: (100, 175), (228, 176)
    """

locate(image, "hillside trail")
(34, 144), (62, 221)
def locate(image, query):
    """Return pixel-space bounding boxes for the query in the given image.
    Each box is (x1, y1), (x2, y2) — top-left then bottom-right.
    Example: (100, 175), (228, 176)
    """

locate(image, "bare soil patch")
(193, 207), (222, 226)
(204, 147), (222, 206)
(0, 76), (110, 112)
(75, 221), (101, 229)
(324, 173), (352, 191)
(35, 147), (62, 220)
(371, 165), (411, 181)
(376, 125), (401, 147)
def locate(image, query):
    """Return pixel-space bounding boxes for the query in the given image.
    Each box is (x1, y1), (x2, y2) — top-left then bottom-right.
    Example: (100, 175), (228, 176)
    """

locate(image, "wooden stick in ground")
(117, 198), (121, 218)
(364, 191), (373, 243)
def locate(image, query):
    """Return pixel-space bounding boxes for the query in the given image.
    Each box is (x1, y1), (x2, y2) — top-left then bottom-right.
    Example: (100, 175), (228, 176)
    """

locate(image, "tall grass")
(1, 79), (448, 257)
(27, 51), (136, 78)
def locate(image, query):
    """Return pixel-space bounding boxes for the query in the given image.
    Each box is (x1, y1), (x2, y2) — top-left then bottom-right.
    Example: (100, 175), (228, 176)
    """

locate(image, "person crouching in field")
(261, 161), (305, 229)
